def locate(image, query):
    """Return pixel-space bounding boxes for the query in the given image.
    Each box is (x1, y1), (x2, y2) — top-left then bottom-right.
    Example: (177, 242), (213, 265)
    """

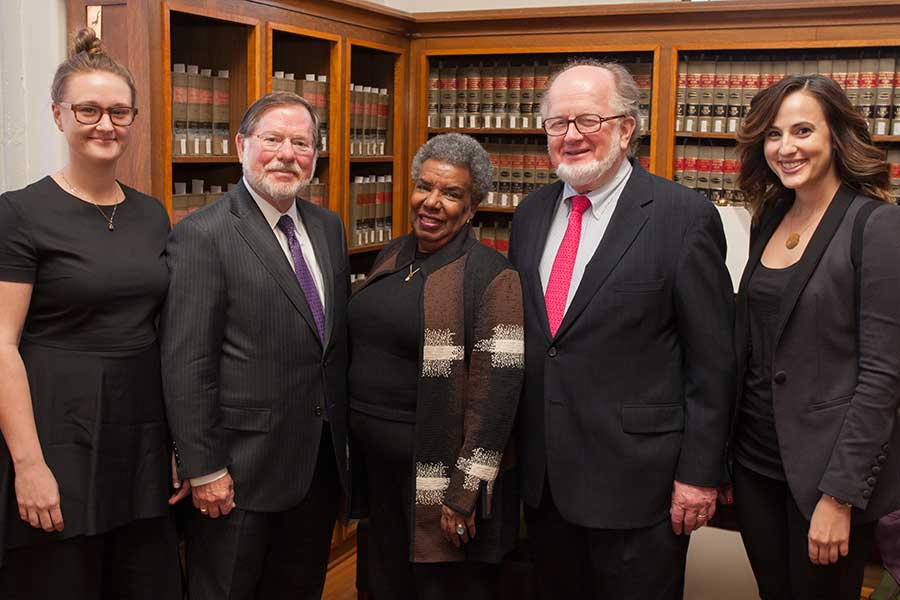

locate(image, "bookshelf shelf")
(173, 155), (240, 163)
(429, 127), (545, 135)
(349, 242), (388, 255)
(478, 205), (517, 213)
(350, 155), (394, 163)
(675, 132), (736, 140)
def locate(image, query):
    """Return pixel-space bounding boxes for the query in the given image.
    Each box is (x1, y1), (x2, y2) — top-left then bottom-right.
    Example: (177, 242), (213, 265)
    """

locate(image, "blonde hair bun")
(73, 28), (103, 56)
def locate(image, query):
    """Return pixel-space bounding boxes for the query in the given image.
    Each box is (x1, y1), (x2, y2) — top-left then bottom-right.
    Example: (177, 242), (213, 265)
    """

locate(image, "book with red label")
(212, 70), (230, 156)
(726, 60), (744, 134)
(712, 60), (730, 134)
(675, 60), (687, 133)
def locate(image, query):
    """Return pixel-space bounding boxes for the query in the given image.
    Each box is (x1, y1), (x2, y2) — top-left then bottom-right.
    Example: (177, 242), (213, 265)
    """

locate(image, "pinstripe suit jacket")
(509, 160), (736, 529)
(161, 180), (350, 512)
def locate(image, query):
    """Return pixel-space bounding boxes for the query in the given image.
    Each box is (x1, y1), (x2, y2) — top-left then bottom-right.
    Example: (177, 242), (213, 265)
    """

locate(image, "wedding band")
(455, 524), (466, 536)
(200, 507), (208, 514)
(698, 513), (707, 519)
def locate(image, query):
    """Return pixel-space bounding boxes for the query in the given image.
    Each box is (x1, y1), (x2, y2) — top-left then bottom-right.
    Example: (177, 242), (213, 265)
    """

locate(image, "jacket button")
(883, 443), (890, 452)
(314, 406), (323, 417)
(862, 489), (872, 499)
(773, 371), (787, 384)
(547, 347), (558, 357)
(878, 454), (888, 464)
(872, 466), (882, 475)
(867, 476), (877, 486)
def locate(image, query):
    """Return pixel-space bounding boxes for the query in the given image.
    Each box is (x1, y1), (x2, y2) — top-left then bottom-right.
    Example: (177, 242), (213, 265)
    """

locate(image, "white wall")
(0, 0), (67, 193)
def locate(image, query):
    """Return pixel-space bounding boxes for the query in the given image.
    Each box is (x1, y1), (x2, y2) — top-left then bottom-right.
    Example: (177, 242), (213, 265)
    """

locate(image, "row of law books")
(676, 55), (900, 137)
(172, 64), (231, 157)
(349, 174), (393, 248)
(473, 221), (510, 257)
(672, 144), (742, 206)
(298, 178), (328, 208)
(349, 85), (391, 156)
(428, 61), (653, 135)
(888, 150), (900, 203)
(172, 180), (235, 223)
(478, 139), (651, 208)
(272, 71), (330, 152)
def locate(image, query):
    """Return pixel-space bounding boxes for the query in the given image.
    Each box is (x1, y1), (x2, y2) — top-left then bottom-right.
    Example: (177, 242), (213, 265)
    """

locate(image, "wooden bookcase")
(267, 23), (342, 213)
(162, 3), (260, 219)
(345, 39), (407, 273)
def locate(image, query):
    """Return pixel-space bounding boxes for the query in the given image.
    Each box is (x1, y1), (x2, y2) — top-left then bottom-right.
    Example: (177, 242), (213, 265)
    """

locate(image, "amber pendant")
(108, 222), (115, 231)
(785, 233), (800, 249)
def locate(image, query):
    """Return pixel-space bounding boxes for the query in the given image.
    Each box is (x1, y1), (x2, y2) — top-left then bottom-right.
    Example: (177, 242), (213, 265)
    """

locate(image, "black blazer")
(734, 186), (900, 522)
(161, 180), (350, 512)
(509, 160), (736, 529)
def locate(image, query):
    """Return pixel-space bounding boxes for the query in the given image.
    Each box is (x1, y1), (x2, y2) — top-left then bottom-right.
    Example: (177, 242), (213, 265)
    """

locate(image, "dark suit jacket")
(161, 180), (350, 512)
(734, 186), (900, 522)
(509, 160), (736, 530)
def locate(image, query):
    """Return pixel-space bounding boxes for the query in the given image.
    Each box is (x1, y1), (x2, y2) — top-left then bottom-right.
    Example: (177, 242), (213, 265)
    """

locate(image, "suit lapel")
(230, 182), (321, 347)
(773, 184), (856, 344)
(552, 163), (649, 341)
(297, 199), (334, 347)
(526, 181), (564, 343)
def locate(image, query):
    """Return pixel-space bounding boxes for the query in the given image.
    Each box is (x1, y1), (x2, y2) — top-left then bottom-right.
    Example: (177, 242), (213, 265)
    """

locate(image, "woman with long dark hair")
(730, 73), (900, 599)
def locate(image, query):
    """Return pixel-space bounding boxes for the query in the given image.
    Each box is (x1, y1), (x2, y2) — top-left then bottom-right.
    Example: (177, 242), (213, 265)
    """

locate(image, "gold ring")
(698, 513), (707, 519)
(455, 524), (466, 536)
(200, 507), (208, 514)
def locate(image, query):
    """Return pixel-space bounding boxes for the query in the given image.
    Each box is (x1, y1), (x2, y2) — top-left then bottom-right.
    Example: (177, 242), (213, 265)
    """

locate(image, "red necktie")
(544, 195), (591, 337)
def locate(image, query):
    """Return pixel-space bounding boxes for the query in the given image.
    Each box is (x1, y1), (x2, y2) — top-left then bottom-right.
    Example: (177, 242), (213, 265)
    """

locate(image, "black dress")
(0, 177), (172, 566)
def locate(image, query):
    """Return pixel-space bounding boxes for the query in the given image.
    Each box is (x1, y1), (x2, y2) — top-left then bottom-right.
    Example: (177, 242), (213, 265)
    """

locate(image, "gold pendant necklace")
(59, 171), (122, 231)
(784, 204), (822, 250)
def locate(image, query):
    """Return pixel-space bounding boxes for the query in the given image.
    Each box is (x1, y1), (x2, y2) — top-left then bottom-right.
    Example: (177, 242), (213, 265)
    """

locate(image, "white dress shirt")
(189, 178), (327, 487)
(539, 158), (633, 315)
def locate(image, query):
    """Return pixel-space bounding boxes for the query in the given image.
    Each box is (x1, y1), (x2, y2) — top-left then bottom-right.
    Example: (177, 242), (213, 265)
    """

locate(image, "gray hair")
(411, 133), (492, 204)
(540, 58), (642, 155)
(238, 91), (320, 151)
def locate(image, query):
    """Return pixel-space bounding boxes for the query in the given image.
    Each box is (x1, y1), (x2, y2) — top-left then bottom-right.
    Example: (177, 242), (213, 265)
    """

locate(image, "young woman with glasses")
(0, 28), (183, 598)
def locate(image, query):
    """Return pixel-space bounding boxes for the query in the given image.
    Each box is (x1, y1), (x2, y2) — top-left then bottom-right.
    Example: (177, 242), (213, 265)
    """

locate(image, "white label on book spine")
(521, 116), (531, 129)
(509, 115), (518, 129)
(535, 115), (542, 128)
(205, 138), (212, 155)
(179, 139), (186, 155)
(193, 138), (200, 155)
(222, 140), (228, 155)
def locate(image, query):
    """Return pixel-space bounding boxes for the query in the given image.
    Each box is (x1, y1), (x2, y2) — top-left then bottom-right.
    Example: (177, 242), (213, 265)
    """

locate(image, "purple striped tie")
(277, 215), (325, 343)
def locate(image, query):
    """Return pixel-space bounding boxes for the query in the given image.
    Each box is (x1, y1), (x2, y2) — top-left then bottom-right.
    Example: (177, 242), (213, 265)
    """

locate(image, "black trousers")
(351, 411), (500, 600)
(524, 479), (689, 600)
(0, 515), (182, 600)
(184, 427), (340, 600)
(733, 460), (877, 600)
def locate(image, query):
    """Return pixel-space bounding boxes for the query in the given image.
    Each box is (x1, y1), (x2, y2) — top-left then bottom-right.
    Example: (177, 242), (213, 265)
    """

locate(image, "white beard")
(243, 158), (315, 203)
(554, 142), (622, 190)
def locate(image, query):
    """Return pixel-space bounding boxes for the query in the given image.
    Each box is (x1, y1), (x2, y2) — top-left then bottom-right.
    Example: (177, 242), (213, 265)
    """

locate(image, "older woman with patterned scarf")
(348, 133), (524, 600)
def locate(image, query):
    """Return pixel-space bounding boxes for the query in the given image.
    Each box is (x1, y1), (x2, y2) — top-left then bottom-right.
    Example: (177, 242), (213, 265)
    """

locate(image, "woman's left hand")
(168, 451), (191, 505)
(441, 505), (476, 548)
(808, 494), (852, 565)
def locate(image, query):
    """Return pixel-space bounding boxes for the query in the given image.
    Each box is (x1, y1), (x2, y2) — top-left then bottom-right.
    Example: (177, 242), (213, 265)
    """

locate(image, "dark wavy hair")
(736, 74), (891, 220)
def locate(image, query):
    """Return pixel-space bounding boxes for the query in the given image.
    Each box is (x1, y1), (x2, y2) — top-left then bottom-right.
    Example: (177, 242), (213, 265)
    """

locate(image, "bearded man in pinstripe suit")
(161, 92), (350, 600)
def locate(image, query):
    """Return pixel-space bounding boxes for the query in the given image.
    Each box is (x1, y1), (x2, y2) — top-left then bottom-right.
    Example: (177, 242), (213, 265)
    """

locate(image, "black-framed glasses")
(57, 102), (138, 126)
(542, 113), (626, 136)
(252, 133), (315, 155)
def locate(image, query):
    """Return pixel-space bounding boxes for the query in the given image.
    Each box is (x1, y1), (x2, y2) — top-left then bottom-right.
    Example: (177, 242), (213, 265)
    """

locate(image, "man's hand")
(440, 505), (476, 548)
(670, 480), (717, 535)
(808, 494), (851, 565)
(192, 472), (235, 518)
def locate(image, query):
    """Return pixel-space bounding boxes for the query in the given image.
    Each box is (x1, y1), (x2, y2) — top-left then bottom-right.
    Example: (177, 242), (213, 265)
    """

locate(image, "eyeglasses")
(252, 133), (315, 154)
(542, 113), (627, 136)
(57, 102), (138, 126)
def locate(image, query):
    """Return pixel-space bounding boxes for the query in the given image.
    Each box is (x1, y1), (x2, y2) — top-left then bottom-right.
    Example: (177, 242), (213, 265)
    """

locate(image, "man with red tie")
(508, 60), (735, 599)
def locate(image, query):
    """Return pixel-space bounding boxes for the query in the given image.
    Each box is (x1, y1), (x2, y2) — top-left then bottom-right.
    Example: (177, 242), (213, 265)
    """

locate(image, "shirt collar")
(562, 158), (633, 219)
(243, 176), (300, 231)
